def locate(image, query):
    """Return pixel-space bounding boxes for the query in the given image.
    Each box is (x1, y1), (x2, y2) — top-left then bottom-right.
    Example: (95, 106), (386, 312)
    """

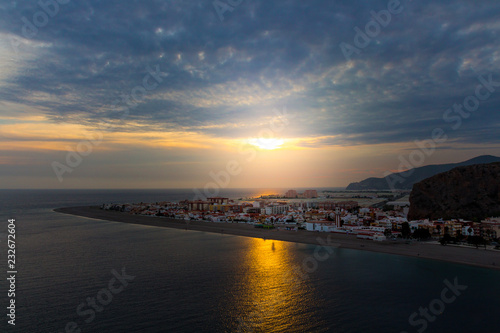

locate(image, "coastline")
(54, 206), (500, 271)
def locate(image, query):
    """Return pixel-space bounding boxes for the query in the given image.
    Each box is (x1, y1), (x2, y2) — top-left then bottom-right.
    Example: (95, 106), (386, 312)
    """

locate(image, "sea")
(0, 189), (499, 333)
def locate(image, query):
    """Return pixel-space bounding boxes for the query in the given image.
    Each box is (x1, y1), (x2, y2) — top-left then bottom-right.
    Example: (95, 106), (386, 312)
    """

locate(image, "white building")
(462, 226), (474, 236)
(265, 205), (288, 215)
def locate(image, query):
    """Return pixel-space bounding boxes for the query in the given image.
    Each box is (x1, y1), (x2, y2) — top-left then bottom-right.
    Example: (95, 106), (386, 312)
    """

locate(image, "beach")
(55, 206), (500, 271)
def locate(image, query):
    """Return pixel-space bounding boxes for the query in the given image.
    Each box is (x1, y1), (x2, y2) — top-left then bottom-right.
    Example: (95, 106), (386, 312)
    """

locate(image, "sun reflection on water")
(233, 238), (320, 332)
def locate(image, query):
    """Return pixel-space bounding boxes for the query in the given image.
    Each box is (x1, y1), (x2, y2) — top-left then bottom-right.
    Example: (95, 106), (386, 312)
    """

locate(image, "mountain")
(345, 155), (500, 190)
(407, 162), (500, 220)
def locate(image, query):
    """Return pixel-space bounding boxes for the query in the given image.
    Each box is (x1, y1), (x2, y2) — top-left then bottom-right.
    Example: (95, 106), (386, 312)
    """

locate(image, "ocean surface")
(0, 189), (499, 333)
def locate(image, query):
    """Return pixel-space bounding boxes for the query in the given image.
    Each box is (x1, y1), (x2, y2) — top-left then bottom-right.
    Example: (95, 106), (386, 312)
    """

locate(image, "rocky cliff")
(407, 162), (500, 220)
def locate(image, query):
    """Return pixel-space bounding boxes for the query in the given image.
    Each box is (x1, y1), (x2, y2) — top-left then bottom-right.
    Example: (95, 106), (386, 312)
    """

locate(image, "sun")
(249, 138), (285, 150)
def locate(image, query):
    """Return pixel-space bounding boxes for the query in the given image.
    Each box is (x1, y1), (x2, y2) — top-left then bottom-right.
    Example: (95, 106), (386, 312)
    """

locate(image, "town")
(101, 189), (500, 249)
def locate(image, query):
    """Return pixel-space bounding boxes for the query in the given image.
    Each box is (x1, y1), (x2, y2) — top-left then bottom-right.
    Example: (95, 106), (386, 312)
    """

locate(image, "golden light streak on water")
(235, 238), (312, 332)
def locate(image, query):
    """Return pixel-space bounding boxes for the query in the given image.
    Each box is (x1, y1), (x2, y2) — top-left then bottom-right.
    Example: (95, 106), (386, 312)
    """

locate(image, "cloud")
(0, 0), (499, 149)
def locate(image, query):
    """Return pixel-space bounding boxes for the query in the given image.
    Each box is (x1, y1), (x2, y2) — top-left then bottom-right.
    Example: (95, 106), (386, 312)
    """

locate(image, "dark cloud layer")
(1, 0), (500, 145)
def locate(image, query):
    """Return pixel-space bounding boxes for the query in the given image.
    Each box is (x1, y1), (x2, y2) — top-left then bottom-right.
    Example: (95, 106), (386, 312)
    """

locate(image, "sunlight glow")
(249, 138), (284, 150)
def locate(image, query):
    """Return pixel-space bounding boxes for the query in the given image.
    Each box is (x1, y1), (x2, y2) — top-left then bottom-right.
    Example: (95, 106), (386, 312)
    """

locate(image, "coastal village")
(101, 189), (500, 247)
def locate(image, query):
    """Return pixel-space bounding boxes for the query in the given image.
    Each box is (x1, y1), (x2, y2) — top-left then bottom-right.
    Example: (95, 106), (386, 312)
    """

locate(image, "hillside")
(346, 155), (500, 190)
(407, 162), (500, 220)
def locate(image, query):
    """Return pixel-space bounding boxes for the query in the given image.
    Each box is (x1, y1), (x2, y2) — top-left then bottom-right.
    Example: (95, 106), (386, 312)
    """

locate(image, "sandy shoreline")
(54, 206), (500, 271)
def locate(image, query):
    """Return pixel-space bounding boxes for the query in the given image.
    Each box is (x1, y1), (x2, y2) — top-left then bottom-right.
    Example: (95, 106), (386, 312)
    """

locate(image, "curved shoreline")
(54, 206), (500, 271)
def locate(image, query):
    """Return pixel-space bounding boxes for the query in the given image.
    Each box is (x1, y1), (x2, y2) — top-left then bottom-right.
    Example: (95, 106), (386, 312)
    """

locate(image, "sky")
(0, 0), (500, 189)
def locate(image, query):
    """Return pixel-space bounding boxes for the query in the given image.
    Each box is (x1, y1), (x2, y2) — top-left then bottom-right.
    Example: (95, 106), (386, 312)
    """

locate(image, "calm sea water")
(0, 189), (499, 332)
